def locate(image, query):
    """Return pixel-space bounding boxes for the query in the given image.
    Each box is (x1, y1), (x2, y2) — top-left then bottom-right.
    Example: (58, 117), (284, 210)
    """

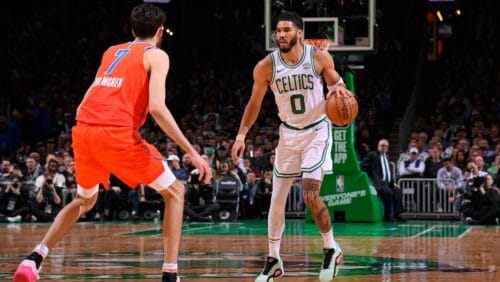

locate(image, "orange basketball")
(325, 91), (358, 126)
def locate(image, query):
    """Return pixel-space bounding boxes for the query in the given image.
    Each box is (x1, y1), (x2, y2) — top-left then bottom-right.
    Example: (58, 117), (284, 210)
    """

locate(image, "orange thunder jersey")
(76, 41), (157, 128)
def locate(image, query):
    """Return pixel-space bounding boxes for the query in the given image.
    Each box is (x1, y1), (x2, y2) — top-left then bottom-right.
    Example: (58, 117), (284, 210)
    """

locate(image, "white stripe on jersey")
(269, 44), (325, 128)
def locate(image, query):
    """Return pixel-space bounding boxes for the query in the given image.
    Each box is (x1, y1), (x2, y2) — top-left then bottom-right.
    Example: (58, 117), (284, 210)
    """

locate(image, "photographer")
(460, 174), (499, 225)
(184, 169), (219, 221)
(30, 172), (62, 222)
(0, 178), (29, 222)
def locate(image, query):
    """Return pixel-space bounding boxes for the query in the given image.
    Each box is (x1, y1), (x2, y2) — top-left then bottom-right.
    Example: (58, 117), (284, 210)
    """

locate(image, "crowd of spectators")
(1, 1), (289, 222)
(390, 3), (499, 224)
(2, 2), (496, 224)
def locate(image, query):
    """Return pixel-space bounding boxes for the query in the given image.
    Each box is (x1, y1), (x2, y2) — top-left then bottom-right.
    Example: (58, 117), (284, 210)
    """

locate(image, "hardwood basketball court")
(1, 220), (498, 281)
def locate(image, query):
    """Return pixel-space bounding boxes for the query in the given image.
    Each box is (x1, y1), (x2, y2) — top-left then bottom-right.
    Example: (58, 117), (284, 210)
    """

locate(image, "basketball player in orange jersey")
(13, 4), (211, 282)
(232, 11), (353, 281)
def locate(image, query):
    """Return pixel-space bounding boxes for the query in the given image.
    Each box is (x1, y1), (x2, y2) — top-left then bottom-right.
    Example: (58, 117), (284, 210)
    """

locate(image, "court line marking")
(410, 226), (436, 238)
(183, 224), (226, 232)
(457, 227), (474, 239)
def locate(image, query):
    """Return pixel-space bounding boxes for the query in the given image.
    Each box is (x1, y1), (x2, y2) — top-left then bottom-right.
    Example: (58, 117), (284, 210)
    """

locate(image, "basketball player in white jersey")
(231, 11), (352, 282)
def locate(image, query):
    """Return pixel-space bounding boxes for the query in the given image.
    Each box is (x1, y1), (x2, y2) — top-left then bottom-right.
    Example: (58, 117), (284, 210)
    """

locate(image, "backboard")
(265, 0), (376, 52)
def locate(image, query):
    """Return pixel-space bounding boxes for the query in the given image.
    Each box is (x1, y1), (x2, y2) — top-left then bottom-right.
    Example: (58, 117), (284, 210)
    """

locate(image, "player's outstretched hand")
(190, 153), (212, 184)
(231, 135), (245, 165)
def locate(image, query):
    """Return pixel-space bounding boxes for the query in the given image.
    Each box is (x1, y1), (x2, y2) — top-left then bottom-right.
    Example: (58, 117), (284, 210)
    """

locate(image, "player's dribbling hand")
(190, 153), (212, 184)
(231, 135), (245, 165)
(326, 85), (352, 100)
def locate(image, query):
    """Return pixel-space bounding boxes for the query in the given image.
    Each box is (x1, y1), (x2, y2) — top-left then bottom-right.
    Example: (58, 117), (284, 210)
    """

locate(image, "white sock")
(34, 244), (49, 258)
(321, 229), (335, 249)
(268, 238), (281, 259)
(162, 263), (178, 273)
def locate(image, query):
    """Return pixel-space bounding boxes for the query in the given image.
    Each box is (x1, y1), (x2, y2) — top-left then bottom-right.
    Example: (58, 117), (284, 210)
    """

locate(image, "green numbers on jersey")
(290, 94), (305, 114)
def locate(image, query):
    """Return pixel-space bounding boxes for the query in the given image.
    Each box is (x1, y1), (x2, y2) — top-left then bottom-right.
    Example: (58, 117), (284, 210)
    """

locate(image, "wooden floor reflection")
(0, 220), (498, 281)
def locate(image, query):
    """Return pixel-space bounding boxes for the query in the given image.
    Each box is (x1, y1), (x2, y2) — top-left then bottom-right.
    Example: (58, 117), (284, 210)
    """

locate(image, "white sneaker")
(255, 256), (284, 282)
(7, 215), (22, 223)
(319, 242), (343, 281)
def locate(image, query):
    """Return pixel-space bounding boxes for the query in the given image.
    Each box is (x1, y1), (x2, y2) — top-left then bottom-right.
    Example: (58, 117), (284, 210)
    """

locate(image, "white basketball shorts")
(274, 117), (333, 180)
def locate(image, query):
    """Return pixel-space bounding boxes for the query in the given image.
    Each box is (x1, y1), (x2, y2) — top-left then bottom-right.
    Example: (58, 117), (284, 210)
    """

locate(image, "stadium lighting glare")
(455, 9), (461, 16)
(436, 10), (443, 22)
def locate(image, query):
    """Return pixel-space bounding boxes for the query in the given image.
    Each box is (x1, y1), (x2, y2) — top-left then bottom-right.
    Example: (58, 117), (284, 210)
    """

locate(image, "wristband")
(328, 77), (344, 92)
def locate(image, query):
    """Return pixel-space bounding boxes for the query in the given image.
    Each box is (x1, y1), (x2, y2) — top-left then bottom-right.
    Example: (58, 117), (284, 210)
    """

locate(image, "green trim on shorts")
(282, 117), (326, 131)
(301, 120), (331, 173)
(273, 167), (301, 178)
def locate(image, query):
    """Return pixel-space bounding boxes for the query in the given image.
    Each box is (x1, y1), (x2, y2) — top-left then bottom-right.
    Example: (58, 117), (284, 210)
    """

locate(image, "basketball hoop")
(304, 39), (332, 51)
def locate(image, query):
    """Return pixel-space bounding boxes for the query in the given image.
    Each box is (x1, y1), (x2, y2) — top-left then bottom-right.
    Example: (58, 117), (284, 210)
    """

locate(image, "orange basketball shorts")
(71, 124), (165, 190)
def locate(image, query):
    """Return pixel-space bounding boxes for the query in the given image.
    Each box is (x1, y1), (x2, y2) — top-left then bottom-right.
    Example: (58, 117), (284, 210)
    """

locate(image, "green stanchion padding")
(306, 71), (383, 222)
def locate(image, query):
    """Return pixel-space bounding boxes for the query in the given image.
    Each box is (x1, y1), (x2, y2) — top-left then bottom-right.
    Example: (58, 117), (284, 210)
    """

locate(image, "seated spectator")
(474, 156), (488, 172)
(250, 147), (270, 176)
(0, 178), (30, 222)
(451, 149), (468, 173)
(466, 161), (487, 180)
(181, 154), (195, 173)
(487, 155), (499, 184)
(167, 155), (188, 184)
(240, 171), (258, 218)
(398, 147), (425, 178)
(216, 161), (240, 181)
(436, 158), (464, 191)
(437, 157), (465, 213)
(23, 156), (43, 183)
(31, 172), (62, 222)
(361, 139), (403, 221)
(397, 138), (417, 170)
(204, 147), (218, 170)
(184, 169), (219, 221)
(215, 145), (232, 164)
(28, 152), (44, 172)
(424, 144), (444, 178)
(443, 136), (458, 159)
(254, 170), (273, 218)
(0, 159), (11, 176)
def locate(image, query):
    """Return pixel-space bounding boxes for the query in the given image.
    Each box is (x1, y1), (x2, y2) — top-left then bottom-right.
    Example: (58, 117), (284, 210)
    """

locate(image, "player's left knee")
(161, 180), (185, 202)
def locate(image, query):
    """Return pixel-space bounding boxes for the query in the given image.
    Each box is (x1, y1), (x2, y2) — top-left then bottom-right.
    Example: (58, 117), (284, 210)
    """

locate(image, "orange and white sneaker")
(13, 259), (40, 282)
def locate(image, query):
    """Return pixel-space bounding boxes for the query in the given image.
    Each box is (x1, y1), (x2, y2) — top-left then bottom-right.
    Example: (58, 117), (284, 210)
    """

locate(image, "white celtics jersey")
(269, 44), (325, 129)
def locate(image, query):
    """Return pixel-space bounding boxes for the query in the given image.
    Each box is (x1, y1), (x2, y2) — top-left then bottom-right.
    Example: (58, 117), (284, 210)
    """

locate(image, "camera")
(12, 181), (21, 189)
(458, 176), (485, 212)
(463, 176), (484, 198)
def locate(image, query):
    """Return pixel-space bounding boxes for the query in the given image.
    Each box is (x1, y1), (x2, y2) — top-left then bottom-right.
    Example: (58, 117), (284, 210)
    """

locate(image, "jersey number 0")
(290, 94), (305, 114)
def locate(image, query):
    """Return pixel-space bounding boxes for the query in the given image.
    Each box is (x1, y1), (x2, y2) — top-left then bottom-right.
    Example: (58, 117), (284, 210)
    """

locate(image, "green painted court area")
(125, 219), (473, 238)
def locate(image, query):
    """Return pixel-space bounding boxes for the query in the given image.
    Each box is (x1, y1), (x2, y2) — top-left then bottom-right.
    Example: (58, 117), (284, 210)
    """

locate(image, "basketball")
(325, 91), (358, 126)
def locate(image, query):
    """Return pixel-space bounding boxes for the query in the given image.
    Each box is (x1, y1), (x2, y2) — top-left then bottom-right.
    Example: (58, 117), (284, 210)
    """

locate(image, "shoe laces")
(322, 248), (335, 269)
(262, 256), (279, 275)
